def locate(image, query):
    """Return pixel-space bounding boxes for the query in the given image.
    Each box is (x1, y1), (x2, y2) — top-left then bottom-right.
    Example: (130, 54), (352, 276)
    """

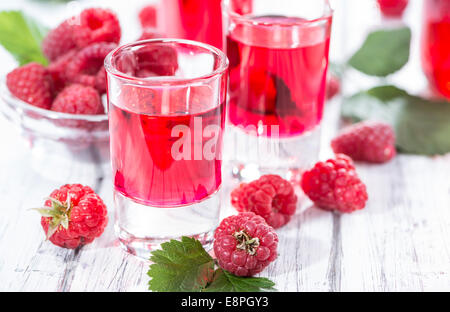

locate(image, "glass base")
(226, 125), (321, 182)
(114, 189), (221, 259)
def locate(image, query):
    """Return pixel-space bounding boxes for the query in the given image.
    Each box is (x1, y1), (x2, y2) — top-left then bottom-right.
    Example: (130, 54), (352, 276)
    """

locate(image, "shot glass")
(421, 0), (450, 98)
(223, 0), (333, 181)
(105, 39), (228, 257)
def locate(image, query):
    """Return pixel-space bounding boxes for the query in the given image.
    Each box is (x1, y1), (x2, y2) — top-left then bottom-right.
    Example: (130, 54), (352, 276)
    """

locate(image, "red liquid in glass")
(160, 0), (223, 50)
(227, 16), (331, 137)
(421, 0), (450, 98)
(110, 97), (225, 207)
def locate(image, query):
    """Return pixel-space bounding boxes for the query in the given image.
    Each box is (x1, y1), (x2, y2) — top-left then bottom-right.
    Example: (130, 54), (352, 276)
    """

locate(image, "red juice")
(109, 93), (225, 207)
(159, 0), (223, 50)
(421, 0), (450, 98)
(227, 16), (331, 137)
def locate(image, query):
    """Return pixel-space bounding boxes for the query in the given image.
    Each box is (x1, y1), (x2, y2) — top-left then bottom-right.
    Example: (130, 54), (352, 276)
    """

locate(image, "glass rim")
(104, 39), (229, 86)
(222, 0), (333, 28)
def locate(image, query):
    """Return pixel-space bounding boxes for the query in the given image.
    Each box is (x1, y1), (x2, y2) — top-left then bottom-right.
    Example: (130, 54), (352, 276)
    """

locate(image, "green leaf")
(148, 236), (215, 292)
(204, 269), (276, 292)
(0, 11), (48, 66)
(348, 27), (411, 77)
(342, 85), (450, 155)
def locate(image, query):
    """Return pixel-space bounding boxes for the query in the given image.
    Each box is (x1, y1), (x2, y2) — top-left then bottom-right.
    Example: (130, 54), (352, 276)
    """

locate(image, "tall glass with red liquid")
(105, 39), (228, 257)
(159, 0), (224, 50)
(421, 0), (450, 98)
(223, 0), (333, 181)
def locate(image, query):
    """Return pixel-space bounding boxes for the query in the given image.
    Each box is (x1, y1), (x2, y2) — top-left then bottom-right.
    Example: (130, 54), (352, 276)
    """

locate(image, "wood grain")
(0, 0), (449, 292)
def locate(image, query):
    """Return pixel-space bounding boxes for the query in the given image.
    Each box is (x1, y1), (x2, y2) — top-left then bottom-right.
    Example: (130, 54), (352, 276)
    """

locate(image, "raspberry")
(65, 42), (116, 94)
(377, 0), (409, 17)
(229, 67), (277, 114)
(214, 212), (278, 277)
(301, 154), (368, 213)
(72, 8), (121, 48)
(39, 184), (108, 249)
(331, 121), (396, 163)
(231, 175), (297, 228)
(6, 62), (53, 109)
(139, 5), (157, 29)
(52, 84), (104, 115)
(48, 50), (78, 92)
(326, 73), (340, 100)
(42, 20), (77, 61)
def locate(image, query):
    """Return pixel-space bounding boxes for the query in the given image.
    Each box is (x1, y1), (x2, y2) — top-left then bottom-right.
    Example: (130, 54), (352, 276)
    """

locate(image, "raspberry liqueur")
(227, 16), (331, 137)
(110, 98), (225, 207)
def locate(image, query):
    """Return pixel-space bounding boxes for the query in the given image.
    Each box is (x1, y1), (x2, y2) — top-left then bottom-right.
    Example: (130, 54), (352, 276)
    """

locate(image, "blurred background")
(0, 0), (430, 90)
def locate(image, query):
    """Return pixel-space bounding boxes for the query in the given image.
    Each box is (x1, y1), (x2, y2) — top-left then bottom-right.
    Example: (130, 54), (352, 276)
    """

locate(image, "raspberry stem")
(233, 230), (260, 255)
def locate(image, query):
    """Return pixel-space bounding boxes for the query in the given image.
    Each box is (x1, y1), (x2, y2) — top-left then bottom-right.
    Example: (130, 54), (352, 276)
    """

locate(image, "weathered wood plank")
(0, 0), (449, 292)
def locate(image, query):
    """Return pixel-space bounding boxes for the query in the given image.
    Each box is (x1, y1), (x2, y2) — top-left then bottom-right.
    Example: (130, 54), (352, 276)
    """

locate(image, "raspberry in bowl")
(0, 7), (121, 180)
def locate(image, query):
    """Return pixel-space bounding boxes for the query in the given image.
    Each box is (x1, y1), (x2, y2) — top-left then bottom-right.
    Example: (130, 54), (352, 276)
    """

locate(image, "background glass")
(223, 0), (333, 182)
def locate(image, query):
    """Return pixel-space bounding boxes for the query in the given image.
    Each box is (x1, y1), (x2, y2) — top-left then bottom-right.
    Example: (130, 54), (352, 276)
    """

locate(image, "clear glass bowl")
(0, 78), (110, 182)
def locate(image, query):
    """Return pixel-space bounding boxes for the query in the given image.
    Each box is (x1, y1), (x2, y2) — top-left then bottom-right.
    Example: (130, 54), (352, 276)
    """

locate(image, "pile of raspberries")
(223, 121), (395, 275)
(6, 8), (122, 115)
(231, 121), (396, 225)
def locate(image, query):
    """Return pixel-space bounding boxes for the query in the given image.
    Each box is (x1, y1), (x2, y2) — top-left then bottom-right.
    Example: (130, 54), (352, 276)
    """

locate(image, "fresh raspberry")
(42, 20), (77, 61)
(139, 5), (157, 29)
(331, 121), (396, 163)
(214, 212), (278, 277)
(48, 50), (78, 92)
(72, 8), (121, 49)
(377, 0), (409, 17)
(38, 184), (108, 249)
(65, 42), (116, 94)
(301, 154), (368, 213)
(229, 67), (277, 115)
(326, 73), (340, 100)
(231, 175), (297, 228)
(6, 62), (53, 109)
(52, 84), (104, 115)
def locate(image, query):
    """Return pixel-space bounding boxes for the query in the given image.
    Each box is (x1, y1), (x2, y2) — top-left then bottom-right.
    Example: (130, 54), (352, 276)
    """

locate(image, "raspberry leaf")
(147, 236), (215, 292)
(204, 269), (276, 292)
(342, 85), (450, 155)
(348, 27), (411, 77)
(147, 237), (276, 292)
(0, 11), (48, 66)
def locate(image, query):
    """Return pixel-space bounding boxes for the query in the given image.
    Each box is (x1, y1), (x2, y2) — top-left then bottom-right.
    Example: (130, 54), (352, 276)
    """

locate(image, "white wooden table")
(0, 0), (449, 292)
